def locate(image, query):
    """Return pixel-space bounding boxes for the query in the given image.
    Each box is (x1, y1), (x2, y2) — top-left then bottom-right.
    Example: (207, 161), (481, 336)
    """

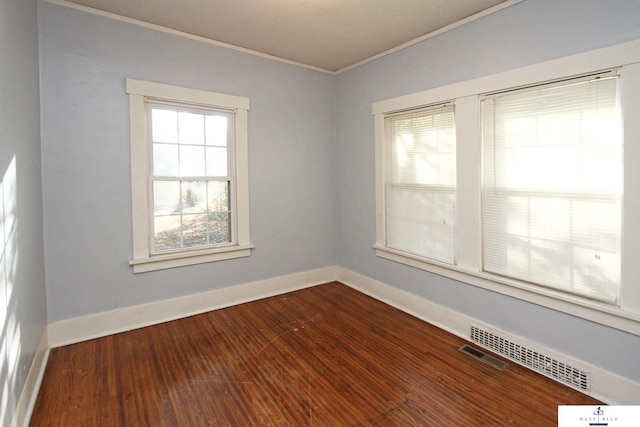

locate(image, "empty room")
(3, 0), (640, 425)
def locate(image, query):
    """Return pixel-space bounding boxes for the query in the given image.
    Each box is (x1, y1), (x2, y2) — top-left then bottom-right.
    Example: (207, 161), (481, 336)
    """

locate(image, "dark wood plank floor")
(31, 282), (600, 426)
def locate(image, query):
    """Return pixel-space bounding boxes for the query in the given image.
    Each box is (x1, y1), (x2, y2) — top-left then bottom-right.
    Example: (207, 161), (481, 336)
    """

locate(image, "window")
(149, 103), (234, 252)
(482, 74), (621, 304)
(127, 79), (252, 273)
(383, 104), (456, 264)
(373, 40), (640, 334)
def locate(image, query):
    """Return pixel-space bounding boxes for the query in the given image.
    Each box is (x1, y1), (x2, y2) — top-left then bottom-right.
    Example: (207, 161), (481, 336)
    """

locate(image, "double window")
(379, 74), (621, 303)
(127, 79), (252, 273)
(374, 40), (640, 333)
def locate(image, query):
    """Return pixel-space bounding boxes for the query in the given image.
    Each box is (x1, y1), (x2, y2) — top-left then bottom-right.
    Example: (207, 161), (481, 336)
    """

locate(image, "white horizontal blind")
(482, 75), (621, 303)
(384, 105), (456, 264)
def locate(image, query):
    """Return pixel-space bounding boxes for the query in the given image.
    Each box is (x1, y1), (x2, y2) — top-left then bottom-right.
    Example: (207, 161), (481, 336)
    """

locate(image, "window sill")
(373, 245), (640, 336)
(130, 244), (254, 273)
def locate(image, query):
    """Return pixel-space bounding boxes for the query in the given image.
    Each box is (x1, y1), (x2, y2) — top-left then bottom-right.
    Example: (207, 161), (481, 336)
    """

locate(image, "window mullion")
(455, 95), (481, 271)
(620, 62), (640, 313)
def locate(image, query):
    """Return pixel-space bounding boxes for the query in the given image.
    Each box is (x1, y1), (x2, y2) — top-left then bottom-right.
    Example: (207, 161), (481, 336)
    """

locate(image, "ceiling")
(61, 0), (514, 73)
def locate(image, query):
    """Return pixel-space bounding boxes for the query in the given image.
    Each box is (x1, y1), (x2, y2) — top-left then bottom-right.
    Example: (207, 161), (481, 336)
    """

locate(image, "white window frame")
(126, 79), (253, 273)
(373, 40), (640, 335)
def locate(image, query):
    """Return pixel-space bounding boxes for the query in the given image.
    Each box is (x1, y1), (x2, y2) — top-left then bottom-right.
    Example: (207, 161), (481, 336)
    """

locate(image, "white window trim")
(373, 39), (640, 336)
(126, 78), (253, 273)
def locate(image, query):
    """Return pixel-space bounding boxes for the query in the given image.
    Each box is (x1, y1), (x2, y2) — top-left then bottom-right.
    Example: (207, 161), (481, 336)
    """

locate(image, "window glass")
(384, 105), (456, 264)
(149, 105), (234, 253)
(482, 76), (621, 303)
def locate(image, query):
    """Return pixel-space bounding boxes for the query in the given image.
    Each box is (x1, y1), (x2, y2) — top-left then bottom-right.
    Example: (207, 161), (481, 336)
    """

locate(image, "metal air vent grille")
(470, 324), (590, 391)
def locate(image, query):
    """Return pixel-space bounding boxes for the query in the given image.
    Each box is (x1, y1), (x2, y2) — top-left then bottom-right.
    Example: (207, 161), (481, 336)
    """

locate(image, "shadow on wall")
(0, 155), (20, 427)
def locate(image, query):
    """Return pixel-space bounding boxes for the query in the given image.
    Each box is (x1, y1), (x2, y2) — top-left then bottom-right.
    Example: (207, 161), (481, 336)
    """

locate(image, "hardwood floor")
(31, 282), (600, 426)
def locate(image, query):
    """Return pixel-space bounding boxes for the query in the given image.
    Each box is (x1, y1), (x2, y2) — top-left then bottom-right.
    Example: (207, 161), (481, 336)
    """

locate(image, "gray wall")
(335, 0), (640, 385)
(38, 2), (337, 322)
(0, 0), (47, 425)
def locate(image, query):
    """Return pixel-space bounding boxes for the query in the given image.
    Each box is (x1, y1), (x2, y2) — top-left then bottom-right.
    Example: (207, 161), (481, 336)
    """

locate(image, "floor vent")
(459, 344), (508, 371)
(470, 324), (590, 392)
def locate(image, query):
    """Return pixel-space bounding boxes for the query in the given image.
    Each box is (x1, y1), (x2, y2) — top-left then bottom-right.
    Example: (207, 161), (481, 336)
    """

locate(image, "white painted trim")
(336, 267), (471, 338)
(373, 245), (640, 335)
(43, 266), (639, 405)
(372, 38), (640, 336)
(126, 78), (250, 110)
(454, 95), (481, 271)
(372, 39), (640, 114)
(335, 266), (640, 405)
(128, 92), (149, 261)
(335, 0), (524, 74)
(44, 0), (523, 75)
(234, 108), (251, 246)
(374, 114), (385, 246)
(620, 62), (640, 315)
(43, 0), (333, 75)
(48, 266), (337, 348)
(10, 330), (50, 427)
(130, 245), (254, 273)
(127, 79), (253, 273)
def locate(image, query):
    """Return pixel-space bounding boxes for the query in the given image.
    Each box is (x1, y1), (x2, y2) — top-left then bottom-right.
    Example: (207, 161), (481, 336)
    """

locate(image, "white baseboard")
(335, 266), (640, 405)
(44, 264), (639, 405)
(48, 266), (337, 348)
(11, 330), (50, 427)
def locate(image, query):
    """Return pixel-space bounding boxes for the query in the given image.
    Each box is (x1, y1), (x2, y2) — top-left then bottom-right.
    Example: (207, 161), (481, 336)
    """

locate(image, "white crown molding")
(43, 0), (334, 74)
(335, 0), (523, 74)
(44, 0), (523, 75)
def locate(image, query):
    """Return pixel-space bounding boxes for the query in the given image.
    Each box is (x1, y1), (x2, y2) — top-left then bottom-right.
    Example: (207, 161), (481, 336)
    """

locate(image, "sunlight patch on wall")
(1, 156), (20, 427)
